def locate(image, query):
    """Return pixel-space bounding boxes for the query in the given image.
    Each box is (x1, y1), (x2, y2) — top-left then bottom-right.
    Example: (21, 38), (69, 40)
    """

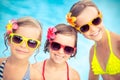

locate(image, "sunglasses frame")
(76, 12), (102, 33)
(9, 33), (40, 50)
(49, 41), (76, 55)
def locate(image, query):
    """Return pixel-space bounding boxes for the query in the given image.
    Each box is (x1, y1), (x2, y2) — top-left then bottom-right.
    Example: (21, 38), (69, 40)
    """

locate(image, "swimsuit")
(42, 60), (70, 80)
(91, 30), (120, 75)
(0, 60), (30, 80)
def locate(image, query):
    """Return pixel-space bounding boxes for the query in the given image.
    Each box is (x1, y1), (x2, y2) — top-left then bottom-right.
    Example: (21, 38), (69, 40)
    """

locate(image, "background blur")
(0, 0), (120, 80)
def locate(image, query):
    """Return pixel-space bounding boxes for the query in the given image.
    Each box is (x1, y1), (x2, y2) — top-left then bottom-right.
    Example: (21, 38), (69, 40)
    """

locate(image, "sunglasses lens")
(64, 46), (74, 54)
(50, 41), (75, 54)
(51, 42), (60, 50)
(28, 40), (38, 48)
(80, 24), (89, 33)
(12, 35), (23, 44)
(92, 17), (101, 25)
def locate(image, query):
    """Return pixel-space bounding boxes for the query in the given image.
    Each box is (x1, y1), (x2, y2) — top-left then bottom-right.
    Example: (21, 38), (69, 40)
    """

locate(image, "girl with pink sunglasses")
(33, 24), (80, 80)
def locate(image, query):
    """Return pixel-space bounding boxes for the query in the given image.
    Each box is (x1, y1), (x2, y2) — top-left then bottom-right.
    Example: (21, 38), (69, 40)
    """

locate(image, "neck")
(96, 29), (108, 47)
(47, 59), (66, 70)
(7, 56), (29, 67)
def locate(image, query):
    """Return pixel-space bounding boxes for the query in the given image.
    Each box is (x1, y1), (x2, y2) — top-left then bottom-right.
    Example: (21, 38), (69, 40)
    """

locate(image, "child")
(66, 0), (120, 80)
(0, 16), (42, 80)
(34, 24), (80, 80)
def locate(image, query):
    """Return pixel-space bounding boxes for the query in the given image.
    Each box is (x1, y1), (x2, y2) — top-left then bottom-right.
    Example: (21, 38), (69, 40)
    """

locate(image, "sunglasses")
(76, 13), (102, 33)
(49, 41), (76, 55)
(9, 33), (40, 49)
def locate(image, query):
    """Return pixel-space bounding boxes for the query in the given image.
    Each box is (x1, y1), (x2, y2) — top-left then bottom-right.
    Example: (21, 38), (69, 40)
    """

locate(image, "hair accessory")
(66, 12), (76, 27)
(47, 27), (57, 40)
(6, 19), (18, 34)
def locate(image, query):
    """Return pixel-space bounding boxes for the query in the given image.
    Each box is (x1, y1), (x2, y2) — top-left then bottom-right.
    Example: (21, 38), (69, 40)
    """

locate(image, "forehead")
(76, 7), (98, 25)
(53, 34), (75, 47)
(15, 25), (40, 39)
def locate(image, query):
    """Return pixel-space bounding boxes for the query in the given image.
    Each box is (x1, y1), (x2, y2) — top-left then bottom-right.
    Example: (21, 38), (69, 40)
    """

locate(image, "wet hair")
(70, 0), (99, 17)
(44, 24), (78, 57)
(3, 16), (42, 57)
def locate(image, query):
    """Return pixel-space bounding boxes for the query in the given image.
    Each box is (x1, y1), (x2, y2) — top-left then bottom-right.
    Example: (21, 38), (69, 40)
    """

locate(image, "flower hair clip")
(6, 19), (18, 34)
(66, 12), (76, 27)
(47, 27), (57, 40)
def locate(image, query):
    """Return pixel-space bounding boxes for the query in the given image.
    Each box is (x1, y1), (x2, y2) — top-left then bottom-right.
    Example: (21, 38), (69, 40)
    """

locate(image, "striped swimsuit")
(0, 60), (30, 80)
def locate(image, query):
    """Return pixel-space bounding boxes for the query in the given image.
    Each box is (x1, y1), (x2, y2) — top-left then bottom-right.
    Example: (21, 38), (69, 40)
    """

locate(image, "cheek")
(82, 33), (90, 39)
(49, 48), (56, 55)
(65, 54), (71, 58)
(9, 44), (16, 54)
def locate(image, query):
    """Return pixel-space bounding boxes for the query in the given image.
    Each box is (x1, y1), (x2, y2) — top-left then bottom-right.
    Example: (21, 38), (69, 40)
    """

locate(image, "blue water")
(0, 0), (120, 80)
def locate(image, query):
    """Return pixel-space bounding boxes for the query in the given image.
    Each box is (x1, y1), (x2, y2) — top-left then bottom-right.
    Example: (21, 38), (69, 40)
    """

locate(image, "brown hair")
(70, 0), (99, 17)
(44, 24), (78, 57)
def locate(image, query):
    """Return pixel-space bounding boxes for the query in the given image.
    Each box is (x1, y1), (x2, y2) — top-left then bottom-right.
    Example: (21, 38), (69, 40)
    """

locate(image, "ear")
(70, 53), (75, 57)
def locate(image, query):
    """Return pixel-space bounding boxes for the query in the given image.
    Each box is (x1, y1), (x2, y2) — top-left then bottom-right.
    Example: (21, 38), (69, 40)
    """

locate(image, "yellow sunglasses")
(9, 33), (40, 49)
(76, 13), (102, 33)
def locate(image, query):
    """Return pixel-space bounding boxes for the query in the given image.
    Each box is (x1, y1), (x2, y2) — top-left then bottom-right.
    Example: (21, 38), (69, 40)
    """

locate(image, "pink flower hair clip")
(6, 19), (18, 34)
(47, 27), (57, 40)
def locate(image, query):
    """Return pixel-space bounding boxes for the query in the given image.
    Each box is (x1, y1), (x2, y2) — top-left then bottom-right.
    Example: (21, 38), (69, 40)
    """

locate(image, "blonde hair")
(16, 16), (42, 41)
(3, 16), (42, 56)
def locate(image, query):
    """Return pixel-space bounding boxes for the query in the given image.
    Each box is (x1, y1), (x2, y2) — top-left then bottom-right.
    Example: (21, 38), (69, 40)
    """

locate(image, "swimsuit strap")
(42, 60), (46, 80)
(94, 29), (112, 55)
(42, 60), (70, 80)
(23, 64), (30, 80)
(66, 62), (70, 80)
(0, 60), (7, 79)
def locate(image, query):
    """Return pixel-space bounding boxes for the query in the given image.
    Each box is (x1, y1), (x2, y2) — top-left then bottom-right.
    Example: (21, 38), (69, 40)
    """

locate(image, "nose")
(89, 25), (97, 32)
(20, 40), (27, 48)
(58, 46), (64, 54)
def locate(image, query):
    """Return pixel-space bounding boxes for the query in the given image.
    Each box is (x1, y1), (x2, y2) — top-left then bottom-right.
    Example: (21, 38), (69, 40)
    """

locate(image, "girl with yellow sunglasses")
(0, 17), (42, 80)
(66, 0), (120, 80)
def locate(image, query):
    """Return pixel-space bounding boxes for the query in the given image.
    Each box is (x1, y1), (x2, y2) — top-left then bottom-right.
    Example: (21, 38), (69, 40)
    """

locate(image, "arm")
(88, 46), (99, 80)
(117, 34), (120, 54)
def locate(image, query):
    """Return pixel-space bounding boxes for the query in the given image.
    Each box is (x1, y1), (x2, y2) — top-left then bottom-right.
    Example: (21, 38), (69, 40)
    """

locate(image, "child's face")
(76, 7), (104, 41)
(9, 25), (41, 60)
(49, 34), (76, 64)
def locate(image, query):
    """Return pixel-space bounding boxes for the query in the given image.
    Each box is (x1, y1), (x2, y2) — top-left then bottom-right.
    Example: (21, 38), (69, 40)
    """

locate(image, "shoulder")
(0, 58), (7, 64)
(32, 61), (44, 72)
(69, 66), (80, 80)
(110, 31), (120, 40)
(30, 64), (42, 80)
(110, 32), (120, 52)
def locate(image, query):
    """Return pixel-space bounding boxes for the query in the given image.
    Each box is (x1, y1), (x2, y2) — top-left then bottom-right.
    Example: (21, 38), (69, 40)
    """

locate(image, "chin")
(51, 58), (64, 64)
(93, 29), (103, 41)
(54, 59), (65, 64)
(95, 36), (102, 41)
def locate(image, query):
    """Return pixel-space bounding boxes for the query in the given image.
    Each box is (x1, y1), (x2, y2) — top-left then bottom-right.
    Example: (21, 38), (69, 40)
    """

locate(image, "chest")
(44, 69), (68, 80)
(3, 65), (28, 80)
(95, 42), (120, 71)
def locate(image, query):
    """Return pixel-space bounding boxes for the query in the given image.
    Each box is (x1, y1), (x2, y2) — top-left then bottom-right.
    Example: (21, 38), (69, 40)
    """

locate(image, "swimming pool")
(0, 0), (120, 80)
